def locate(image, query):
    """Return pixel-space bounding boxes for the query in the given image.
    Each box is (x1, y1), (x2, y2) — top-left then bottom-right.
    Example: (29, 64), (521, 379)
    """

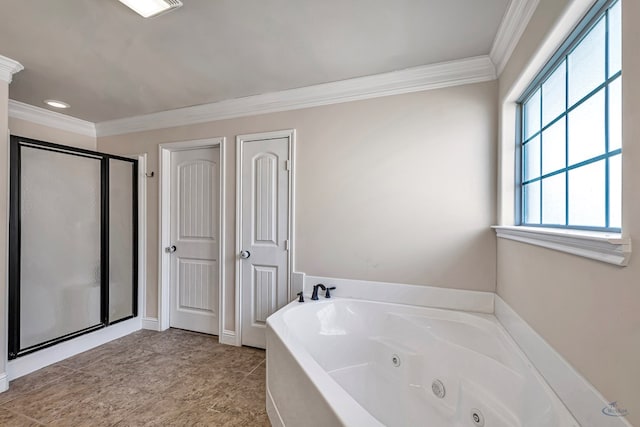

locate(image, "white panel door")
(240, 137), (290, 348)
(170, 147), (220, 334)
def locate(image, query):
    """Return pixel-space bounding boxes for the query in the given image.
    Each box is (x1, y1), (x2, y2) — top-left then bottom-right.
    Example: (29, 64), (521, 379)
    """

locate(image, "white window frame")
(494, 0), (631, 266)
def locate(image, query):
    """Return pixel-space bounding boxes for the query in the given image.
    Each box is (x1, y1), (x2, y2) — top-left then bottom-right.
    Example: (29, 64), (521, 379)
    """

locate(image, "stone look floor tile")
(2, 372), (102, 424)
(0, 328), (270, 426)
(0, 407), (43, 426)
(0, 363), (76, 405)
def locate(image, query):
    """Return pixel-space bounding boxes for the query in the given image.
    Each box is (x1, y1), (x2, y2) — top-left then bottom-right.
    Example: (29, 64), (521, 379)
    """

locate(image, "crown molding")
(0, 55), (24, 84)
(96, 55), (496, 137)
(9, 100), (97, 138)
(490, 0), (540, 76)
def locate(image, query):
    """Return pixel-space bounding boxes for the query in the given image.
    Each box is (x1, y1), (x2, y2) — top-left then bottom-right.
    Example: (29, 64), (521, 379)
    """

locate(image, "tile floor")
(0, 329), (270, 426)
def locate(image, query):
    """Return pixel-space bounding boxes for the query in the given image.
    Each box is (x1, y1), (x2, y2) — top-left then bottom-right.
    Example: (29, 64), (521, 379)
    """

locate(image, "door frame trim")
(235, 129), (296, 347)
(158, 138), (226, 338)
(127, 153), (149, 326)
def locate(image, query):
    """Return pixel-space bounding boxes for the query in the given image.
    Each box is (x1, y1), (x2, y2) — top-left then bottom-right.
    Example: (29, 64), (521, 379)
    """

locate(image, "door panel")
(241, 137), (290, 348)
(170, 147), (220, 334)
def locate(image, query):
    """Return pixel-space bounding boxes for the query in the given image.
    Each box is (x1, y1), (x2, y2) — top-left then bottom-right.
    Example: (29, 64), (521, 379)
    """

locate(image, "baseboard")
(219, 331), (241, 346)
(0, 373), (8, 393)
(494, 296), (632, 427)
(6, 317), (142, 381)
(141, 317), (159, 331)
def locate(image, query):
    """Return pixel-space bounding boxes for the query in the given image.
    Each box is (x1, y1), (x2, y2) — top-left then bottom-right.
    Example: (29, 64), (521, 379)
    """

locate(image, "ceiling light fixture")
(118, 0), (183, 18)
(44, 99), (70, 109)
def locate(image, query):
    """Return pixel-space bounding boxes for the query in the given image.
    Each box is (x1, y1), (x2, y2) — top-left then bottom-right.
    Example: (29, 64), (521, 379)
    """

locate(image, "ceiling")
(0, 0), (510, 123)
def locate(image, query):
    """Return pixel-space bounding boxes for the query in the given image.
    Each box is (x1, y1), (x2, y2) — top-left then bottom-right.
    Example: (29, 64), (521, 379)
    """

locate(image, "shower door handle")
(165, 245), (177, 253)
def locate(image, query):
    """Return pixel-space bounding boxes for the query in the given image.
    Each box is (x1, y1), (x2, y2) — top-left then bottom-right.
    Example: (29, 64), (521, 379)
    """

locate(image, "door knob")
(240, 250), (251, 259)
(165, 245), (177, 253)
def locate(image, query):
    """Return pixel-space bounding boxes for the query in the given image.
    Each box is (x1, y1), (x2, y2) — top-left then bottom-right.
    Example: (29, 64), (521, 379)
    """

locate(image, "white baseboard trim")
(303, 275), (494, 314)
(495, 296), (632, 427)
(0, 373), (8, 393)
(219, 331), (241, 347)
(6, 317), (142, 381)
(141, 317), (159, 331)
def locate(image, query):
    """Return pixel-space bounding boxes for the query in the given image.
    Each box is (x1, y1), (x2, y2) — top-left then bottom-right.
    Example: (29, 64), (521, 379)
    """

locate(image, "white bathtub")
(266, 298), (578, 427)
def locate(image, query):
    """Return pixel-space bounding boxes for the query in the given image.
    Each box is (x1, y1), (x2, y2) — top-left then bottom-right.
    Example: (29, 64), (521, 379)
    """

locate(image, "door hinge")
(284, 239), (290, 251)
(285, 160), (291, 171)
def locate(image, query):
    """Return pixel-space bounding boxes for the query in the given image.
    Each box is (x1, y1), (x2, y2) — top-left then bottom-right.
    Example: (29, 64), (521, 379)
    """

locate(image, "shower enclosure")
(8, 136), (138, 359)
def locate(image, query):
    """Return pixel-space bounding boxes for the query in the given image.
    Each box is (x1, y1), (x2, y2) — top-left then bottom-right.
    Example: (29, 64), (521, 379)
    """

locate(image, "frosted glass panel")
(523, 181), (540, 224)
(109, 159), (135, 321)
(568, 89), (605, 165)
(524, 136), (540, 181)
(568, 18), (605, 106)
(523, 89), (541, 139)
(608, 1), (621, 76)
(568, 160), (605, 227)
(542, 118), (566, 175)
(609, 77), (622, 151)
(542, 61), (566, 126)
(542, 173), (566, 225)
(609, 155), (621, 229)
(20, 147), (101, 349)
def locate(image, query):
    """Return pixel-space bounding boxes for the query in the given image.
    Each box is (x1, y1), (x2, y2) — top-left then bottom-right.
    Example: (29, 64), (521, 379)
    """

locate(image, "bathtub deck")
(0, 328), (269, 426)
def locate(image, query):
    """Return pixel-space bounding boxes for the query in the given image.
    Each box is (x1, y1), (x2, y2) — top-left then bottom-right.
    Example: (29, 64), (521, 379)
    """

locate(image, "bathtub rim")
(266, 296), (579, 427)
(266, 299), (385, 426)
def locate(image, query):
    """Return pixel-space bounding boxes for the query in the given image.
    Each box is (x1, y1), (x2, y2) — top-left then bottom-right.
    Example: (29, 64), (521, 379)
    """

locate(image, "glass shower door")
(109, 158), (137, 322)
(9, 137), (139, 358)
(18, 145), (103, 350)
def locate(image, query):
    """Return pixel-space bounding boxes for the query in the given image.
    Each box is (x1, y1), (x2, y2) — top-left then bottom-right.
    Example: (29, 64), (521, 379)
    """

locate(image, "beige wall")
(9, 117), (96, 150)
(98, 81), (499, 322)
(497, 0), (640, 425)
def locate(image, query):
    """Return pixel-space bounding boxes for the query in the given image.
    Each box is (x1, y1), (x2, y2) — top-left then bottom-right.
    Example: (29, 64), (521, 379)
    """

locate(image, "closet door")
(16, 144), (103, 352)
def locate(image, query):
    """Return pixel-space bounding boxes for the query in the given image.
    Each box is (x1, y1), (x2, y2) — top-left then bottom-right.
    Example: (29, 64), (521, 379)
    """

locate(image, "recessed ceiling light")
(118, 0), (183, 18)
(44, 99), (70, 109)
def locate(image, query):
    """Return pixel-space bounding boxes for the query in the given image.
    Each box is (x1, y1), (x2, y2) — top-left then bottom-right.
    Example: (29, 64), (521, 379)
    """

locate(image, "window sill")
(492, 226), (631, 266)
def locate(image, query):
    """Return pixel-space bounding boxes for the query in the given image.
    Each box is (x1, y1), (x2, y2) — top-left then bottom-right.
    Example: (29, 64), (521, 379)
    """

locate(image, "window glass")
(542, 61), (566, 126)
(542, 173), (566, 225)
(568, 160), (606, 227)
(520, 0), (621, 231)
(608, 1), (621, 75)
(524, 89), (541, 140)
(524, 136), (540, 181)
(609, 154), (621, 228)
(542, 118), (566, 175)
(568, 89), (605, 165)
(524, 181), (541, 224)
(609, 77), (622, 150)
(568, 18), (606, 106)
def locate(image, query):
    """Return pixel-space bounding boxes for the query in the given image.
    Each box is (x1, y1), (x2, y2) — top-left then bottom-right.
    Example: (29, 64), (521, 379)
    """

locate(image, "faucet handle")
(296, 291), (304, 303)
(325, 286), (336, 298)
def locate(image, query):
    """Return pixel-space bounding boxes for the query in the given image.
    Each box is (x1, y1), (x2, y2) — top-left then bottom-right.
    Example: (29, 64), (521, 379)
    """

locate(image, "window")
(519, 0), (621, 231)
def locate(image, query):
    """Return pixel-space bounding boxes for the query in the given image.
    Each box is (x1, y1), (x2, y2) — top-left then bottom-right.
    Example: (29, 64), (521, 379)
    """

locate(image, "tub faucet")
(311, 284), (326, 300)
